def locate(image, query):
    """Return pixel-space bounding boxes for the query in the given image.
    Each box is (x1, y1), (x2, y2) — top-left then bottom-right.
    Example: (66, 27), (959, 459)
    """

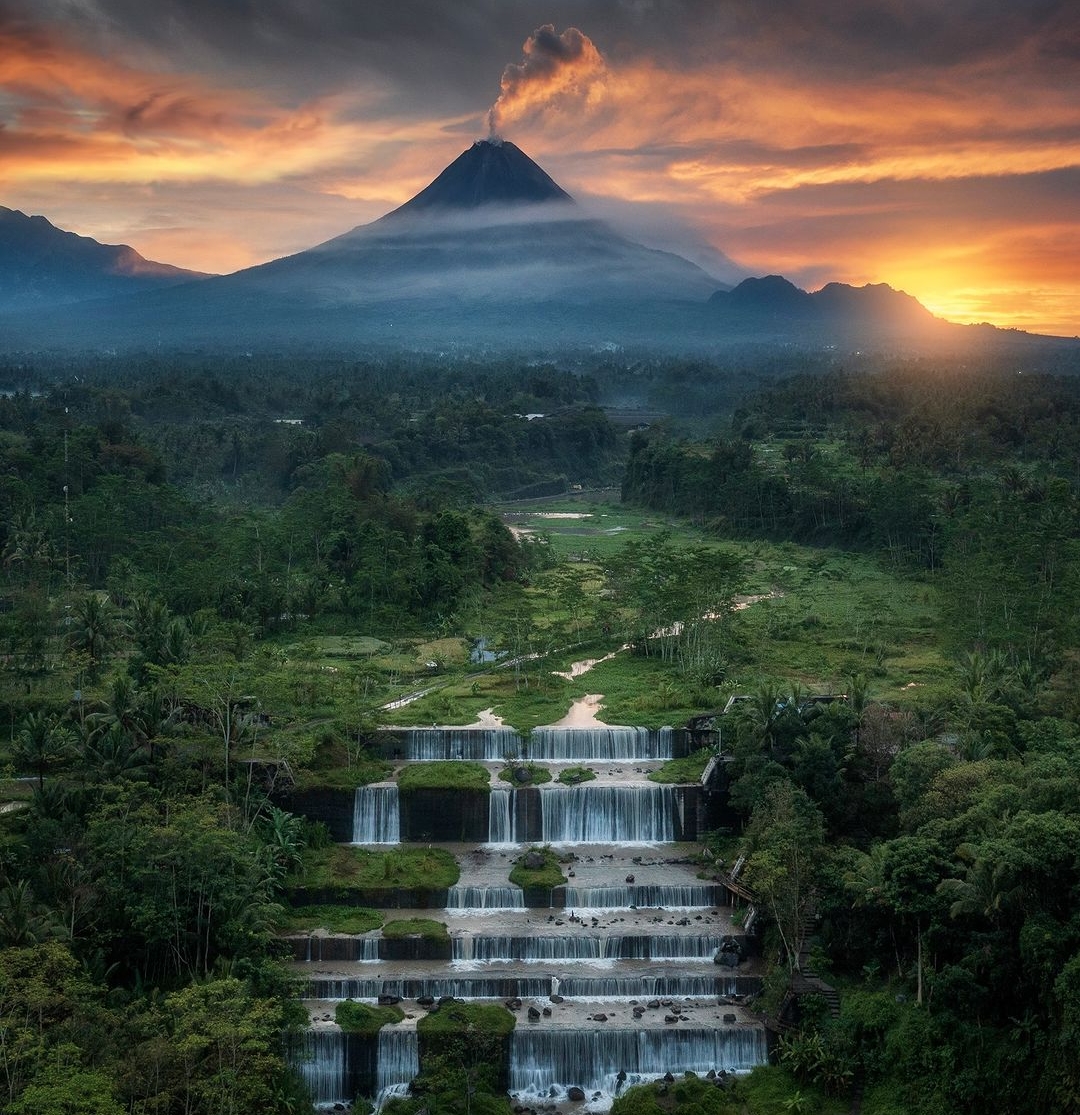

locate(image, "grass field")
(267, 496), (950, 742)
(292, 845), (460, 890)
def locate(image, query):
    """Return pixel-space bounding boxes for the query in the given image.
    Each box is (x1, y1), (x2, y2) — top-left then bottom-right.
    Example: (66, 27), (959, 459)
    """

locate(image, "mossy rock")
(509, 846), (566, 890)
(497, 763), (552, 786)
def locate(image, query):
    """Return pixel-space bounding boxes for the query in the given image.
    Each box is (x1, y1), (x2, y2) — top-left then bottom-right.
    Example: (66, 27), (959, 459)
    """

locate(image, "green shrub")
(293, 846), (459, 889)
(280, 905), (382, 934)
(508, 846), (566, 889)
(497, 763), (552, 785)
(397, 762), (491, 792)
(418, 1001), (515, 1036)
(335, 1000), (405, 1035)
(557, 766), (596, 785)
(648, 749), (712, 784)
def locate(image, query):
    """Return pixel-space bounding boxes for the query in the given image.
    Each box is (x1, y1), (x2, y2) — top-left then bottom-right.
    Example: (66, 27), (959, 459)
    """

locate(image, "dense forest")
(1, 350), (1080, 1114)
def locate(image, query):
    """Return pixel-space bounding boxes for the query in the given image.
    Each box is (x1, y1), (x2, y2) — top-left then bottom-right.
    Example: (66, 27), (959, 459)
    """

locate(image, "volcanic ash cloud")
(487, 24), (606, 138)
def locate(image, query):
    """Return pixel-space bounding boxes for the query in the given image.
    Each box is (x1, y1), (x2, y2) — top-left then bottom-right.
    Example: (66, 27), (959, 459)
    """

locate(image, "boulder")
(513, 766), (532, 784)
(528, 1005), (541, 1021)
(567, 1087), (586, 1102)
(723, 1013), (737, 1023)
(378, 994), (401, 1006)
(524, 851), (546, 870)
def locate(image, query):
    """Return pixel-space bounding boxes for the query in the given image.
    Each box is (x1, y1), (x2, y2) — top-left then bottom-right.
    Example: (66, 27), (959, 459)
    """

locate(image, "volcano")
(0, 139), (735, 351)
(385, 139), (573, 214)
(0, 139), (1002, 354)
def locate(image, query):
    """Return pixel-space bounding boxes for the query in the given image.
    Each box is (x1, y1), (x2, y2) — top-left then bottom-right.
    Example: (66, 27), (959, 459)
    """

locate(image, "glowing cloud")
(487, 25), (606, 138)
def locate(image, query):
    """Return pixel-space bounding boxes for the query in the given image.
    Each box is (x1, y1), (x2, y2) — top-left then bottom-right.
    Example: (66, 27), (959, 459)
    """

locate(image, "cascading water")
(303, 974), (758, 1001)
(540, 784), (677, 843)
(528, 726), (673, 761)
(296, 710), (751, 1110)
(375, 1027), (419, 1107)
(299, 936), (380, 963)
(397, 728), (524, 761)
(560, 884), (725, 909)
(452, 933), (725, 963)
(353, 785), (400, 844)
(446, 885), (525, 910)
(488, 787), (514, 843)
(487, 784), (684, 844)
(295, 1031), (351, 1106)
(509, 1027), (768, 1096)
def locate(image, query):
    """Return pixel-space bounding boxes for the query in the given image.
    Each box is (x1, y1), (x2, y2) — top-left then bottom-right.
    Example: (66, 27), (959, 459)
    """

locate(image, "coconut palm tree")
(13, 712), (70, 790)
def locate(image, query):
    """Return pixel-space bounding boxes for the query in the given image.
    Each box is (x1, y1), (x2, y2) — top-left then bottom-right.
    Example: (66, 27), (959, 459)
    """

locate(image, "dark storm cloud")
(7, 0), (1075, 101)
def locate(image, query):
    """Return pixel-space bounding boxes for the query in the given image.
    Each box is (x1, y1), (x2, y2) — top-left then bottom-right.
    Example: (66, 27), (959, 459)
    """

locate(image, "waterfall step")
(380, 726), (681, 762)
(509, 1022), (768, 1098)
(302, 971), (763, 1001)
(451, 932), (730, 962)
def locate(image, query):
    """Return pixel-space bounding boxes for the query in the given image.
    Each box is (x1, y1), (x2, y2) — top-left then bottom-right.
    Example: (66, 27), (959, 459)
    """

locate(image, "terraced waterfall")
(291, 715), (766, 1108)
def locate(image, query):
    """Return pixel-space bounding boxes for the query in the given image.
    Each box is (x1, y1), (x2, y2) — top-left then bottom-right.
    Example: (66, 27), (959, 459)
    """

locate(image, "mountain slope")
(383, 139), (572, 215)
(0, 140), (726, 349)
(0, 207), (208, 312)
(1, 145), (1067, 355)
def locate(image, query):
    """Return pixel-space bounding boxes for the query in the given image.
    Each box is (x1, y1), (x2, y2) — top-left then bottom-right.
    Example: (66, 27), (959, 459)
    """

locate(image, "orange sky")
(2, 3), (1078, 336)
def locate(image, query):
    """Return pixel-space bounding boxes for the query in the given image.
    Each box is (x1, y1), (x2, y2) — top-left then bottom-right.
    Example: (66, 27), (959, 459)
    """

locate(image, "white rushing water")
(446, 885), (526, 910)
(303, 973), (746, 1001)
(375, 1028), (419, 1108)
(508, 1027), (768, 1097)
(352, 785), (401, 844)
(487, 784), (685, 845)
(296, 1031), (350, 1106)
(398, 728), (524, 761)
(452, 933), (725, 963)
(540, 784), (680, 844)
(559, 884), (725, 910)
(526, 727), (674, 761)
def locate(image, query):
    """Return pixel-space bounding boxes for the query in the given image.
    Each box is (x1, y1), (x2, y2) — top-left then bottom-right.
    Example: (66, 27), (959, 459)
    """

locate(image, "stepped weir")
(292, 719), (765, 1107)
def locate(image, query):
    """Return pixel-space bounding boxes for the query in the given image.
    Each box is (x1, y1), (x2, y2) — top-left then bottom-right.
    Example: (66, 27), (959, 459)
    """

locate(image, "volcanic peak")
(385, 139), (573, 218)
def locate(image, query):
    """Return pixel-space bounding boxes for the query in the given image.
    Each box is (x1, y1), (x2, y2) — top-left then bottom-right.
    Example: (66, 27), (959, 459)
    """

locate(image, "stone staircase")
(713, 866), (839, 1033)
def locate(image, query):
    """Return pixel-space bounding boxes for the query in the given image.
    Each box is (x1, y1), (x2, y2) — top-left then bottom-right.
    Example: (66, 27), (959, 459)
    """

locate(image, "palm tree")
(937, 842), (1020, 926)
(69, 592), (115, 669)
(79, 723), (149, 783)
(0, 879), (66, 947)
(13, 712), (70, 790)
(742, 681), (783, 751)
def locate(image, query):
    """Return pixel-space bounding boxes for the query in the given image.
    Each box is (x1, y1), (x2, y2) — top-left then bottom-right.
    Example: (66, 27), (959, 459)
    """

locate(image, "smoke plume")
(488, 25), (605, 137)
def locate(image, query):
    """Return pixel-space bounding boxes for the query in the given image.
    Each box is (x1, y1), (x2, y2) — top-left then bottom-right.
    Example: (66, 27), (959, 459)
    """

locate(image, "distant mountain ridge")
(0, 144), (1071, 354)
(710, 274), (936, 329)
(0, 206), (208, 312)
